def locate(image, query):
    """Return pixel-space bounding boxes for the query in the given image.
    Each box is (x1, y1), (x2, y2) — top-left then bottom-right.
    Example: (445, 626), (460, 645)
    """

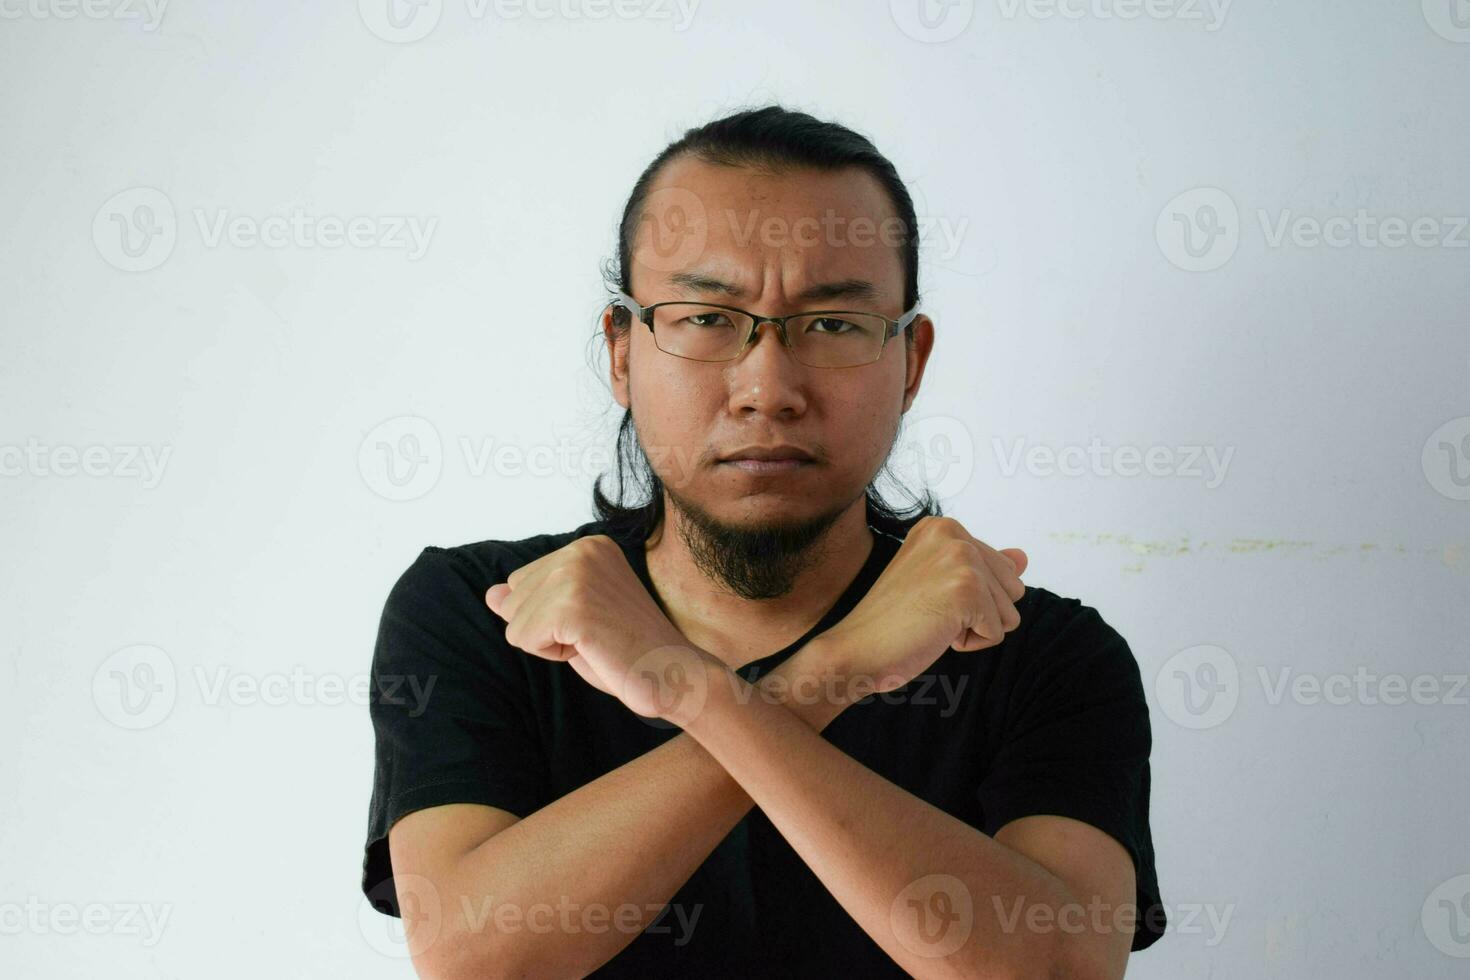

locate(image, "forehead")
(630, 154), (906, 302)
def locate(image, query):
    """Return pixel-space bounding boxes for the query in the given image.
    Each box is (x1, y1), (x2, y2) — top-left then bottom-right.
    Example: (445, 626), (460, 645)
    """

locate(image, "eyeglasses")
(608, 289), (920, 369)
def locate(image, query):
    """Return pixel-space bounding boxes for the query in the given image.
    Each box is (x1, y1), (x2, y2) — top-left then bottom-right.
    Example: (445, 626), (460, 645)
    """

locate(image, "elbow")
(1034, 932), (1123, 980)
(964, 932), (1110, 980)
(409, 928), (541, 980)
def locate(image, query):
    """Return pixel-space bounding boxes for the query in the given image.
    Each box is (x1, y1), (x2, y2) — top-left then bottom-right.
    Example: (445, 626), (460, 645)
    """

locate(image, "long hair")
(588, 103), (942, 544)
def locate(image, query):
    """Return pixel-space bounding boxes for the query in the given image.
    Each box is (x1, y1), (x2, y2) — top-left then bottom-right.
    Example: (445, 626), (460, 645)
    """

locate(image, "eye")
(683, 312), (735, 328)
(807, 317), (855, 334)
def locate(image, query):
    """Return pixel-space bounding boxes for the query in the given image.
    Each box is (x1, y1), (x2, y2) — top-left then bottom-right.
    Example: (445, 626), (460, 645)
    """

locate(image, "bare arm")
(388, 647), (849, 980)
(678, 639), (1137, 980)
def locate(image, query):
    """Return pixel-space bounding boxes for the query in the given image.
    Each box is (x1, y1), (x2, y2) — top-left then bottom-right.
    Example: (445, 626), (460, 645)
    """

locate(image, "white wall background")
(2, 1), (1467, 977)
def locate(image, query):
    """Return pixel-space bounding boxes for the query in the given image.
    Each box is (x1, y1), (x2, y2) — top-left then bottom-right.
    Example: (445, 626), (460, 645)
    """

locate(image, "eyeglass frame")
(607, 288), (922, 368)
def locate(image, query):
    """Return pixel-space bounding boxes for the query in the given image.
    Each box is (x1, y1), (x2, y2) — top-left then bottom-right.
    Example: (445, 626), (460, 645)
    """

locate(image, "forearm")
(432, 649), (847, 979)
(682, 640), (1076, 980)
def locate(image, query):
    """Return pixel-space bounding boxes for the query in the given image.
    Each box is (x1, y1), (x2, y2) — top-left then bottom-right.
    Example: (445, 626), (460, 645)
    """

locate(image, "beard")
(622, 371), (874, 600)
(662, 481), (854, 601)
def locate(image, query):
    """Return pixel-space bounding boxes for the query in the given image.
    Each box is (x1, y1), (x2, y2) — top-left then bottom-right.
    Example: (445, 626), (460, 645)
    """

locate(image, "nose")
(726, 320), (808, 418)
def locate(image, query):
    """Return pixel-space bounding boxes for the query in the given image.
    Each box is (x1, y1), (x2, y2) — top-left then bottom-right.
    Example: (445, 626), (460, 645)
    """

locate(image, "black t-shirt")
(362, 511), (1166, 976)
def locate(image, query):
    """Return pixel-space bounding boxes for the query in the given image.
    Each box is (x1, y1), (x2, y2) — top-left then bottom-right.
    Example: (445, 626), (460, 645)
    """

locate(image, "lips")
(717, 445), (815, 463)
(720, 457), (812, 474)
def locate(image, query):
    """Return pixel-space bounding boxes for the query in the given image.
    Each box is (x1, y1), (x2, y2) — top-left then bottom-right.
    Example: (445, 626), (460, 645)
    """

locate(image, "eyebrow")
(666, 272), (880, 307)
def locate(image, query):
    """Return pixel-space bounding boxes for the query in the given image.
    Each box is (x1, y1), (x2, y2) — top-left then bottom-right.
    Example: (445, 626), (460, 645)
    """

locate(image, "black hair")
(588, 103), (941, 544)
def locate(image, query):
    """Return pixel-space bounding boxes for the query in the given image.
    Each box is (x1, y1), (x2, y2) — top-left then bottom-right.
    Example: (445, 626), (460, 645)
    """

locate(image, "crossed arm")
(389, 637), (1136, 980)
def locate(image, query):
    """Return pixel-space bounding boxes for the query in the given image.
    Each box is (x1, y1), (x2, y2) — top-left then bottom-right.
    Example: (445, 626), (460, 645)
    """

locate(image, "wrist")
(765, 632), (861, 731)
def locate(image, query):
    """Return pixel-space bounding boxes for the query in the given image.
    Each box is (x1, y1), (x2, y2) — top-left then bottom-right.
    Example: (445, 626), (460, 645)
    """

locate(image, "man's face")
(606, 154), (934, 545)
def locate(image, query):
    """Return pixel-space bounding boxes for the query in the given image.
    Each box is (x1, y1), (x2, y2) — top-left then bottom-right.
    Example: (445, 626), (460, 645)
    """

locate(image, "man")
(362, 104), (1165, 978)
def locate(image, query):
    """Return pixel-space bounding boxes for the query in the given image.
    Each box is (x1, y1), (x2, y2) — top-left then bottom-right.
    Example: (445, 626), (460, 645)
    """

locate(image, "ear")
(604, 305), (631, 409)
(900, 314), (935, 414)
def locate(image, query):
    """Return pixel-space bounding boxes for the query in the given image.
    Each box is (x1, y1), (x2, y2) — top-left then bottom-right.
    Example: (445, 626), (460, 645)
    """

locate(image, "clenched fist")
(814, 515), (1028, 700)
(485, 534), (715, 724)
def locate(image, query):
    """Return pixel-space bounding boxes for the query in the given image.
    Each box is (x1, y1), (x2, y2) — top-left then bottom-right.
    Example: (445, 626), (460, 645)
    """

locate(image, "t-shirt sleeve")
(976, 593), (1167, 952)
(361, 545), (549, 918)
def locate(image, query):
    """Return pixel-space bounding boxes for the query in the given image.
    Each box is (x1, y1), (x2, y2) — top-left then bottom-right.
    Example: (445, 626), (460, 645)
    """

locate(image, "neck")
(642, 496), (875, 667)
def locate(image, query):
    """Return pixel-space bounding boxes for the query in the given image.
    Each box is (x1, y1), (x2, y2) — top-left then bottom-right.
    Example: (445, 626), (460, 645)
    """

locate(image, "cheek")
(831, 378), (902, 448)
(629, 357), (717, 480)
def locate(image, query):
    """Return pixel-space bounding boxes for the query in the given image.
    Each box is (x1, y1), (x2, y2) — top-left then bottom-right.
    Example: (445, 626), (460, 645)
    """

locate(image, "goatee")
(664, 488), (850, 600)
